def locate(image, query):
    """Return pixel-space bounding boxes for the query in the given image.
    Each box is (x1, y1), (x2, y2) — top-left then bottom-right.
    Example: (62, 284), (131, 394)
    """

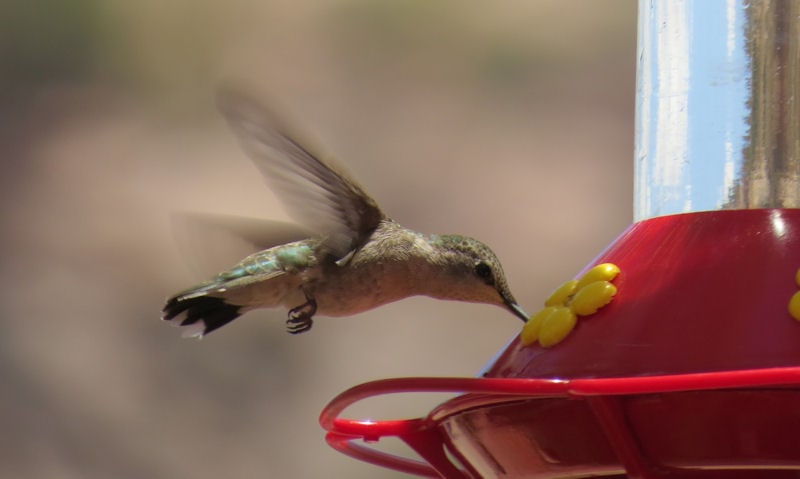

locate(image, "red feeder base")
(320, 210), (800, 478)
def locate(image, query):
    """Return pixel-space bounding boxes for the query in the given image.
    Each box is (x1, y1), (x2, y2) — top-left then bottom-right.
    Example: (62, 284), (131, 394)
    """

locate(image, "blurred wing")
(171, 212), (310, 277)
(216, 87), (385, 259)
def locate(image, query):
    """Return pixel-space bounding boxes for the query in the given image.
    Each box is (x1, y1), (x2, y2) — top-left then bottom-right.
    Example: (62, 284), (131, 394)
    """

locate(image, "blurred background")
(0, 1), (635, 477)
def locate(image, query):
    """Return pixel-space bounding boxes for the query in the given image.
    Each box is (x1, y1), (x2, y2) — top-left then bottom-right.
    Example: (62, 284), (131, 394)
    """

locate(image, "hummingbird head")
(428, 235), (529, 322)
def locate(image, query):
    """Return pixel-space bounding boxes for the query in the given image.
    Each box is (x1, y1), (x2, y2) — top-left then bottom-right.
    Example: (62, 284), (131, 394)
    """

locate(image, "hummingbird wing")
(216, 88), (385, 260)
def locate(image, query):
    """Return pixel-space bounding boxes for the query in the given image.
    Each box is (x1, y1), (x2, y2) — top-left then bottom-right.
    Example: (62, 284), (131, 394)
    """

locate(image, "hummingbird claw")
(286, 297), (317, 334)
(286, 317), (313, 334)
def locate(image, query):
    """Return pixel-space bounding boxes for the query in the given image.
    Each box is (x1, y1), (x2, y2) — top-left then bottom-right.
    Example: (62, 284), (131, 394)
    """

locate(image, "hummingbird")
(162, 88), (529, 338)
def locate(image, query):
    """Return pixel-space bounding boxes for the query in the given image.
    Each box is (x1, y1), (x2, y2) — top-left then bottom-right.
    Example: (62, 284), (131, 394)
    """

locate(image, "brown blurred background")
(0, 1), (635, 478)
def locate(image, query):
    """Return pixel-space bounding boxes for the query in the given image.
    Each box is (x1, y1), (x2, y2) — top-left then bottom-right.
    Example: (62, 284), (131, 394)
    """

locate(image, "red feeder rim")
(320, 368), (800, 478)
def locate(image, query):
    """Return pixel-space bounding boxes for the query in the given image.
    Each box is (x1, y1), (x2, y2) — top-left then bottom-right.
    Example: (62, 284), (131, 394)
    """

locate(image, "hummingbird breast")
(311, 221), (435, 316)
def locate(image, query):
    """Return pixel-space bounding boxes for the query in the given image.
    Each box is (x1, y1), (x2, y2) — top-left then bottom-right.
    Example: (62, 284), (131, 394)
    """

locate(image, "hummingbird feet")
(287, 298), (317, 334)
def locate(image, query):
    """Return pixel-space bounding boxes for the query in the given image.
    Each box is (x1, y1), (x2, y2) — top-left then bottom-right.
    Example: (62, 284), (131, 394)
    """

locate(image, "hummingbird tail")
(161, 294), (242, 338)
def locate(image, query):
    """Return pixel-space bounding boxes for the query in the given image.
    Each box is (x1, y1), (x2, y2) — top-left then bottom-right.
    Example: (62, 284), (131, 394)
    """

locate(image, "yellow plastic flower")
(521, 263), (620, 348)
(789, 290), (800, 322)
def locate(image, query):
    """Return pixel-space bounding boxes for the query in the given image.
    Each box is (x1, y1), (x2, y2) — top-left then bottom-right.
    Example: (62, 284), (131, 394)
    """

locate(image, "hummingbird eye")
(474, 262), (494, 284)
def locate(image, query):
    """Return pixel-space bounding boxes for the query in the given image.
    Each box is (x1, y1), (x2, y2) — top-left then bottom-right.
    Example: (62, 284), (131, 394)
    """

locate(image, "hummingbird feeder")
(320, 2), (800, 477)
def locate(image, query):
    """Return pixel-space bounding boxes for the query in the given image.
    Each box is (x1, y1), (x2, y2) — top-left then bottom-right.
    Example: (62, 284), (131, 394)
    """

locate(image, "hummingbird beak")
(505, 299), (529, 322)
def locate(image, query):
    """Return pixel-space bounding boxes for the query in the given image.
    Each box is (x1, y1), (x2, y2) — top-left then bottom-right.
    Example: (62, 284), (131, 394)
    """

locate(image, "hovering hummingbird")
(162, 89), (529, 338)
